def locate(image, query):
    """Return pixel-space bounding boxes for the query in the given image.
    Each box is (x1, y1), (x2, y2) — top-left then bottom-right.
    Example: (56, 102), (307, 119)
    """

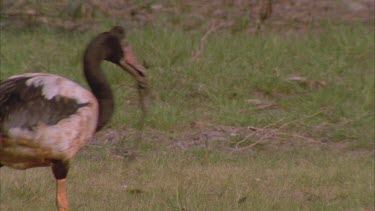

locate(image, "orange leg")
(52, 160), (69, 211)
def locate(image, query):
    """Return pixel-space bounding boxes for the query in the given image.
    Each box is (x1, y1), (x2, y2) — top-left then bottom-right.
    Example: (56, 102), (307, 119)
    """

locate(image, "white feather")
(11, 73), (93, 104)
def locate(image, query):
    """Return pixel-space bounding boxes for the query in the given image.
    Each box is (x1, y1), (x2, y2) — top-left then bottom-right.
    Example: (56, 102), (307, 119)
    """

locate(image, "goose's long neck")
(83, 58), (114, 131)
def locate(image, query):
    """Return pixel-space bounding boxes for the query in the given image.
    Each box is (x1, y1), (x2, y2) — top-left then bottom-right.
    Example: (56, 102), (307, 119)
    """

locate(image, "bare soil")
(88, 121), (361, 154)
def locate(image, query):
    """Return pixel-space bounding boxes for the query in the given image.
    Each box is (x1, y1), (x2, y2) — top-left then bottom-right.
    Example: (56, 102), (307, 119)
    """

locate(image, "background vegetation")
(0, 0), (374, 210)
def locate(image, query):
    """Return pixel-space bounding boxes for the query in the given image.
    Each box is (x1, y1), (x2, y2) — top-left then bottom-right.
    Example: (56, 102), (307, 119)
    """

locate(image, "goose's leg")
(51, 160), (69, 211)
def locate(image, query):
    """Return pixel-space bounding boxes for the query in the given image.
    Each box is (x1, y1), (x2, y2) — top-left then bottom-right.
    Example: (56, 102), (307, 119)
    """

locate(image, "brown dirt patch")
(87, 120), (362, 154)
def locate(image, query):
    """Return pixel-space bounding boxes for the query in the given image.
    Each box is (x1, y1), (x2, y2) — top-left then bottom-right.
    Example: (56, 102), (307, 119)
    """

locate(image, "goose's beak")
(120, 45), (147, 78)
(119, 45), (149, 123)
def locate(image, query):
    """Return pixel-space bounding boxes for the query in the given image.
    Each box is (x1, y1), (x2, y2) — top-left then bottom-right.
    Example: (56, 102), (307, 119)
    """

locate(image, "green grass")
(0, 22), (374, 210)
(0, 148), (374, 210)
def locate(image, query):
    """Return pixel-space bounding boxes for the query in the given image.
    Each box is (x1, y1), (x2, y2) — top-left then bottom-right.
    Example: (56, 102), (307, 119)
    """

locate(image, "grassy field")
(1, 148), (374, 210)
(0, 21), (374, 210)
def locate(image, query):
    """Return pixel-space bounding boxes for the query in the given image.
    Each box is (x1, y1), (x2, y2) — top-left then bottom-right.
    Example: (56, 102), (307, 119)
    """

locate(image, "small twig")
(191, 20), (233, 61)
(234, 118), (285, 149)
(261, 117), (287, 129)
(237, 131), (278, 150)
(234, 132), (257, 149)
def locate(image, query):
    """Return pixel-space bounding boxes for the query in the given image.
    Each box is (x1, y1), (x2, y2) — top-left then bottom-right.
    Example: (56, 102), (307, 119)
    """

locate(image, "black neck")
(83, 59), (114, 131)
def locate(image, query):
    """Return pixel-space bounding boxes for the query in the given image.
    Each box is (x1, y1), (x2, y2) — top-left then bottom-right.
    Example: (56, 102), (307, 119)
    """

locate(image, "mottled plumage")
(0, 76), (89, 132)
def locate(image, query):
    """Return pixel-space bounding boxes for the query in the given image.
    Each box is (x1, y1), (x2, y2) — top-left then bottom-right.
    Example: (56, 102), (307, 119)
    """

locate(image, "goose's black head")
(84, 26), (146, 78)
(103, 26), (126, 64)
